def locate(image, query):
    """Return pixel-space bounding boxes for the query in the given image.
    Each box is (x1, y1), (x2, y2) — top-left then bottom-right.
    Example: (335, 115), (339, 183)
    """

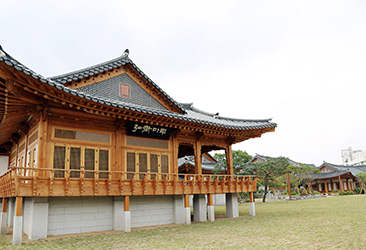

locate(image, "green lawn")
(1, 195), (365, 249)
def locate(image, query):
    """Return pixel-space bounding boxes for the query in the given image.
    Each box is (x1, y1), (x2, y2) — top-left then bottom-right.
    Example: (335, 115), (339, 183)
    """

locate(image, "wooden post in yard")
(13, 197), (23, 245)
(184, 194), (191, 225)
(287, 172), (291, 200)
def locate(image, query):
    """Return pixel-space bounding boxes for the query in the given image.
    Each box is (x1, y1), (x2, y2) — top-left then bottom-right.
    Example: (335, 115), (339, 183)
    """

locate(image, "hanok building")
(311, 162), (366, 194)
(0, 46), (276, 245)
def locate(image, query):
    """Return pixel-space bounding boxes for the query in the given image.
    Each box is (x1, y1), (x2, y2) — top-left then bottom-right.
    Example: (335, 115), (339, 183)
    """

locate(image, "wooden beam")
(5, 79), (43, 104)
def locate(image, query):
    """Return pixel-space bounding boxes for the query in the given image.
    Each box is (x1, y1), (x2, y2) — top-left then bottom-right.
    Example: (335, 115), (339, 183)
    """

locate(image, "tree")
(287, 164), (318, 195)
(356, 172), (366, 194)
(252, 157), (291, 202)
(213, 150), (252, 175)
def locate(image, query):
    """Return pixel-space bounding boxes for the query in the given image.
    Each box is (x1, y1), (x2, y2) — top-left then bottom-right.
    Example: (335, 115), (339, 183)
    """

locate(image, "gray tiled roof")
(0, 46), (277, 131)
(247, 154), (317, 169)
(320, 162), (366, 176)
(312, 170), (349, 180)
(178, 156), (218, 171)
(50, 51), (185, 113)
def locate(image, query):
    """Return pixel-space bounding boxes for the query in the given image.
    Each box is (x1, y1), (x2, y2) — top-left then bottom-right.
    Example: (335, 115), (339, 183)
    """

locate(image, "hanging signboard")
(127, 122), (172, 140)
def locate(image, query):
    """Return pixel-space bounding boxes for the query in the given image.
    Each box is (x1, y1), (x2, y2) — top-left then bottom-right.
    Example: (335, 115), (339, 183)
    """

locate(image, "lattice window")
(70, 147), (81, 178)
(85, 148), (95, 179)
(52, 145), (109, 179)
(28, 131), (39, 146)
(18, 143), (25, 153)
(54, 146), (66, 178)
(126, 150), (169, 180)
(126, 136), (168, 149)
(99, 149), (109, 179)
(54, 128), (110, 143)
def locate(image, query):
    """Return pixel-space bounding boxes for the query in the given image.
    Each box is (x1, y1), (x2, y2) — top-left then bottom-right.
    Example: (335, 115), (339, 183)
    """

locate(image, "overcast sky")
(2, 1), (366, 165)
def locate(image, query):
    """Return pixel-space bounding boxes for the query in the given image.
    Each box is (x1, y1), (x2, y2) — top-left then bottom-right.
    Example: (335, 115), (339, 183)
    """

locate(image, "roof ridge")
(50, 54), (130, 80)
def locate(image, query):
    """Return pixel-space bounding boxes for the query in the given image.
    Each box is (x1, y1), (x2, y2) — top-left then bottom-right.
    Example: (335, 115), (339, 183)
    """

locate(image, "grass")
(1, 195), (366, 249)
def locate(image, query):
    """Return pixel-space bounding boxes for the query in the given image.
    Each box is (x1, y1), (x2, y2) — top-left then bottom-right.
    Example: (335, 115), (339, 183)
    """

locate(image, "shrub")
(312, 191), (320, 195)
(300, 190), (308, 195)
(354, 188), (365, 194)
(332, 189), (339, 193)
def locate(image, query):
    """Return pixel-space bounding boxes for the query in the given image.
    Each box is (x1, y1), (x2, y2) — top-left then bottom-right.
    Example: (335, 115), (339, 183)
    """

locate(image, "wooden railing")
(0, 167), (257, 197)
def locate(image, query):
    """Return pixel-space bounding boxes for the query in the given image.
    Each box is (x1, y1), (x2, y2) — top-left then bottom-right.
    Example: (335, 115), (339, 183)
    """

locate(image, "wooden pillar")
(207, 194), (214, 222)
(2, 198), (8, 213)
(123, 196), (131, 232)
(184, 194), (189, 208)
(194, 141), (202, 175)
(38, 111), (48, 177)
(124, 196), (130, 211)
(13, 197), (23, 245)
(225, 145), (233, 176)
(184, 194), (191, 225)
(324, 180), (329, 194)
(287, 172), (291, 199)
(249, 192), (255, 216)
(0, 198), (8, 234)
(339, 177), (344, 193)
(249, 192), (254, 203)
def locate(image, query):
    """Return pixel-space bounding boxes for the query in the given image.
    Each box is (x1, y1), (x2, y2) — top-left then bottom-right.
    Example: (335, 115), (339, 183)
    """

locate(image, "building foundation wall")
(48, 197), (113, 236)
(130, 195), (174, 228)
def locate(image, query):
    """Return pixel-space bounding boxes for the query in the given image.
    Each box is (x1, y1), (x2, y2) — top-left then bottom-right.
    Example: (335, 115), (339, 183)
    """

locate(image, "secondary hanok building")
(311, 162), (366, 194)
(0, 46), (276, 245)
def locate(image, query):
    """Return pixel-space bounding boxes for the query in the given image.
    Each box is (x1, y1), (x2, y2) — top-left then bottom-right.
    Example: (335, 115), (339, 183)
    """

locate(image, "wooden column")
(13, 197), (23, 245)
(249, 192), (256, 216)
(38, 111), (48, 177)
(207, 194), (214, 222)
(184, 194), (190, 208)
(249, 192), (254, 203)
(324, 180), (329, 194)
(123, 196), (131, 232)
(124, 196), (130, 211)
(225, 144), (234, 176)
(194, 141), (202, 175)
(171, 131), (180, 174)
(2, 198), (7, 213)
(184, 194), (191, 225)
(207, 194), (213, 206)
(287, 172), (291, 199)
(339, 178), (344, 193)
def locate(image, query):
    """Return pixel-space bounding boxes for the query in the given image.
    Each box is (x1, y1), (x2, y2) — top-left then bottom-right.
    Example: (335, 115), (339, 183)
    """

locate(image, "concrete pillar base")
(207, 205), (215, 222)
(226, 193), (239, 218)
(193, 194), (207, 222)
(0, 212), (7, 234)
(12, 216), (22, 246)
(184, 207), (191, 225)
(249, 202), (256, 216)
(8, 198), (14, 227)
(123, 211), (131, 232)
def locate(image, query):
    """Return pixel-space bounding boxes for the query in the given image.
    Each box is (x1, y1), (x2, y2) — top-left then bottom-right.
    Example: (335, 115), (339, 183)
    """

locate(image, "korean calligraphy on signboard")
(127, 122), (172, 140)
